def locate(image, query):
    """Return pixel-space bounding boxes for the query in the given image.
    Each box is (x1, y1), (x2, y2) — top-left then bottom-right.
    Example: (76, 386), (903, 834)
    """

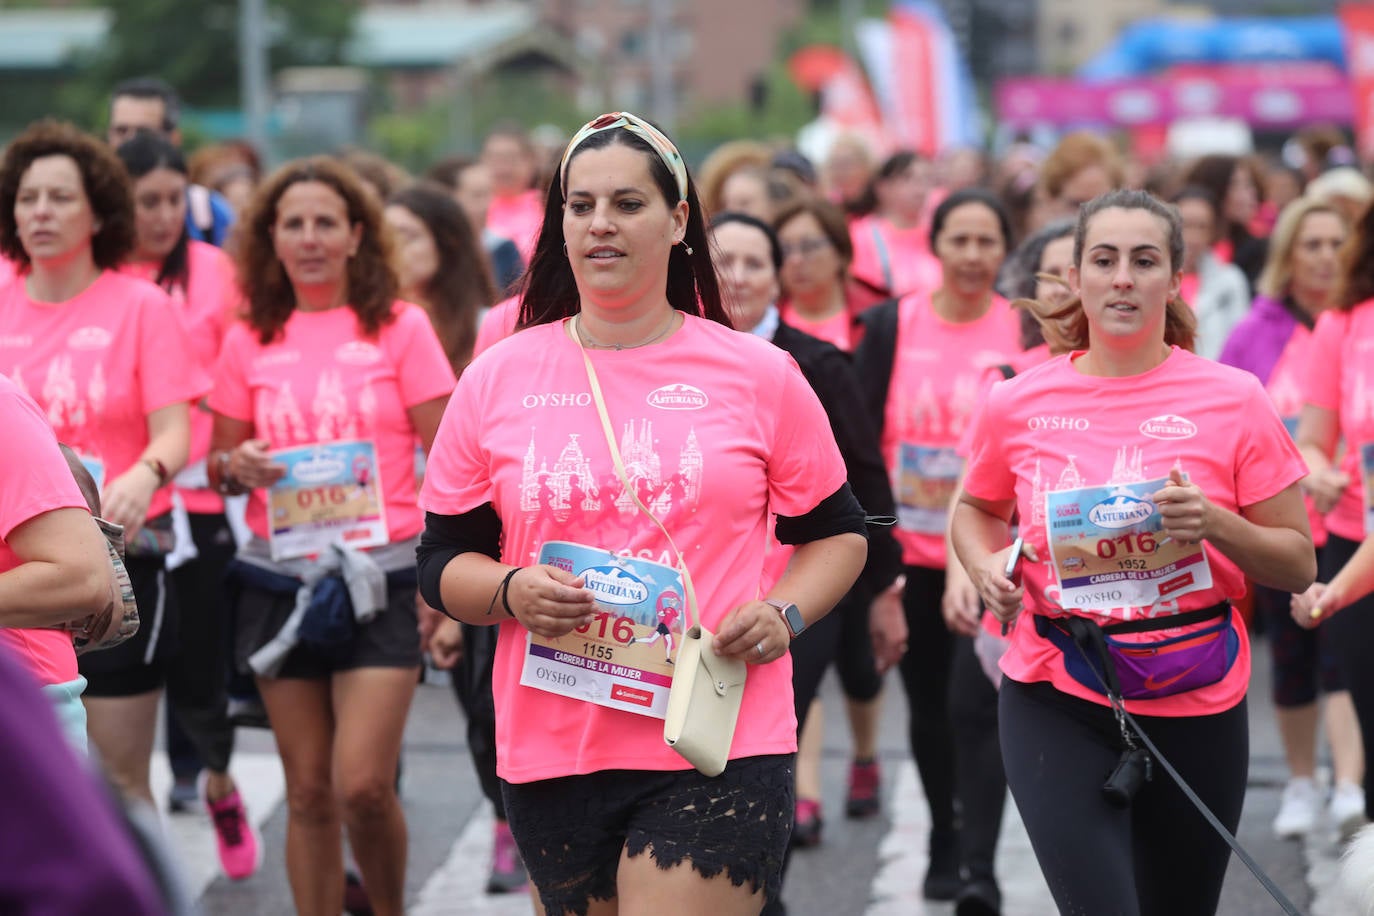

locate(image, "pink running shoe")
(846, 758), (882, 819)
(206, 787), (262, 880)
(487, 819), (528, 894)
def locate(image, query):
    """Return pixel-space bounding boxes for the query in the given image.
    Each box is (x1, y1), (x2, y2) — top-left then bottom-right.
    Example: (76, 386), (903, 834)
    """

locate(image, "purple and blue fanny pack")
(1035, 603), (1237, 700)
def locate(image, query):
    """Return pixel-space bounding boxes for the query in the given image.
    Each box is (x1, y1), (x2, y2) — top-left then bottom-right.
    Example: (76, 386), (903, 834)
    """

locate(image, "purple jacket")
(0, 648), (167, 915)
(1217, 294), (1301, 385)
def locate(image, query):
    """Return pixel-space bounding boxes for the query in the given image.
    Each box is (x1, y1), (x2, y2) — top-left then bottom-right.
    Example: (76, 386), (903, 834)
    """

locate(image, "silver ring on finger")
(756, 641), (765, 659)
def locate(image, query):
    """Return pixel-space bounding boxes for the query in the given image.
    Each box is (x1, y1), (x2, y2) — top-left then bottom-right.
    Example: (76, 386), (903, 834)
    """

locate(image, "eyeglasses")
(781, 237), (833, 259)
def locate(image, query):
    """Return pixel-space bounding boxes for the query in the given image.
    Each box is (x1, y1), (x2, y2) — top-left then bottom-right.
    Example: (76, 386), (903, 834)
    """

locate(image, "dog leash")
(1067, 635), (1304, 916)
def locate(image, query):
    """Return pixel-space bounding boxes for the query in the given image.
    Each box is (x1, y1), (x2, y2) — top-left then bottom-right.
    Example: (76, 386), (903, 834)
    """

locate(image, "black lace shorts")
(501, 754), (795, 916)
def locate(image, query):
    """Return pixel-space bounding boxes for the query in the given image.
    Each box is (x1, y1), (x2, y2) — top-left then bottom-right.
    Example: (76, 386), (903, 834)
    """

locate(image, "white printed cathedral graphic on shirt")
(9, 358), (106, 439)
(520, 419), (703, 520)
(262, 371), (380, 446)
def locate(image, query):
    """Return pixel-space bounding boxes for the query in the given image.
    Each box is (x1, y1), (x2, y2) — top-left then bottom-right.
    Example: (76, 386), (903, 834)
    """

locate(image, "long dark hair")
(386, 182), (495, 372)
(517, 127), (728, 329)
(115, 131), (190, 295)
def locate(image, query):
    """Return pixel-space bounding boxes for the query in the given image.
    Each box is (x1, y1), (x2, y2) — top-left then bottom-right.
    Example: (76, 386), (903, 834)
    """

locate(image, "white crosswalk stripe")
(410, 804), (535, 915)
(151, 752), (285, 898)
(866, 762), (1055, 915)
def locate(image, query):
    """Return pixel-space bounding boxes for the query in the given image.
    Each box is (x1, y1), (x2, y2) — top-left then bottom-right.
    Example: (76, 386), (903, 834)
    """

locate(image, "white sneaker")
(1330, 781), (1367, 841)
(1273, 777), (1320, 838)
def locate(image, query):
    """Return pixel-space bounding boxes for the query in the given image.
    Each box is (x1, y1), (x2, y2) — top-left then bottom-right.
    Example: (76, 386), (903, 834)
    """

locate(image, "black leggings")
(789, 590), (881, 729)
(897, 564), (957, 836)
(165, 512), (237, 774)
(1321, 534), (1374, 819)
(449, 622), (505, 819)
(1000, 678), (1248, 916)
(949, 633), (1005, 884)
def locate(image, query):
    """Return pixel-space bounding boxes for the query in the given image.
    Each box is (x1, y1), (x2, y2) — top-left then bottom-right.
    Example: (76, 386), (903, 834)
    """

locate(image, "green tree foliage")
(57, 0), (358, 130)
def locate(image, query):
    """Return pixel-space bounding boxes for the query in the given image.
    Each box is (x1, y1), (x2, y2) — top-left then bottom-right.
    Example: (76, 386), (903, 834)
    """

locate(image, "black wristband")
(488, 567), (520, 618)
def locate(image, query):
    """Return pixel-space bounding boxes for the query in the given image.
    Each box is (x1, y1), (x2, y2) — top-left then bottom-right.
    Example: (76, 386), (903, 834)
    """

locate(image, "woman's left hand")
(1151, 468), (1211, 545)
(713, 600), (793, 664)
(100, 464), (159, 541)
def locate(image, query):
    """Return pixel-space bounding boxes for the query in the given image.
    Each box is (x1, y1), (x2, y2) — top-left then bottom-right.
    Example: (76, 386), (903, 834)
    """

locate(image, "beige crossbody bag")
(573, 317), (747, 776)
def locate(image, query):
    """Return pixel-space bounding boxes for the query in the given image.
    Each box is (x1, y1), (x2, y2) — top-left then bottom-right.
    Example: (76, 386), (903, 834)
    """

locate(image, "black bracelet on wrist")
(487, 567), (521, 618)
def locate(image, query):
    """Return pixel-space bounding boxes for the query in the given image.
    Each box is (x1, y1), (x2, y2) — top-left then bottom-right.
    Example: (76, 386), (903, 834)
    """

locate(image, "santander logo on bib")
(647, 383), (708, 410)
(1139, 414), (1197, 440)
(68, 326), (113, 350)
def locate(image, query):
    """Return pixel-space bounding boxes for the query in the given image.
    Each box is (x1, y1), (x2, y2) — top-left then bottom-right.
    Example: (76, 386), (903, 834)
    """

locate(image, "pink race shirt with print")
(962, 349), (1307, 717)
(1301, 302), (1374, 543)
(211, 302), (456, 544)
(1264, 324), (1327, 546)
(848, 214), (941, 298)
(120, 241), (242, 514)
(486, 190), (543, 264)
(421, 316), (848, 783)
(0, 375), (88, 685)
(780, 306), (853, 351)
(0, 271), (206, 520)
(885, 293), (1021, 569)
(474, 296), (521, 358)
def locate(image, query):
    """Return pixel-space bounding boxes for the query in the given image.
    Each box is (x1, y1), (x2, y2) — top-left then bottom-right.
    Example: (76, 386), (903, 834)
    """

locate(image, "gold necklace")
(576, 311), (678, 350)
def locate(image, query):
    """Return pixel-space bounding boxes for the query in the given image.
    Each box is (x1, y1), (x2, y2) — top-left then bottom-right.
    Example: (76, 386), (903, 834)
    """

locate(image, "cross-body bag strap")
(571, 316), (701, 632)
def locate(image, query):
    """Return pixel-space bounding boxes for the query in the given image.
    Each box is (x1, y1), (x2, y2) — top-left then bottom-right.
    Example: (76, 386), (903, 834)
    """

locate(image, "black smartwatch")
(765, 598), (806, 639)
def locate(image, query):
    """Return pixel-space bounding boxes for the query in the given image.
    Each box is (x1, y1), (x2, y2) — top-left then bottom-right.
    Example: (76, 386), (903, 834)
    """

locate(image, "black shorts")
(232, 582), (421, 680)
(501, 754), (795, 916)
(80, 555), (179, 697)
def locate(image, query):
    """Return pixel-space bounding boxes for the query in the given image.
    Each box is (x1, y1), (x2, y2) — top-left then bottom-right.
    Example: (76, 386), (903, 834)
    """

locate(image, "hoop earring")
(563, 242), (568, 257)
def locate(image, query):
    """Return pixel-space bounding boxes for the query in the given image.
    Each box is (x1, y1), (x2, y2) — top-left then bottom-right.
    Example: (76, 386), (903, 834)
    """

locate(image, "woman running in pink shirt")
(954, 189), (1314, 914)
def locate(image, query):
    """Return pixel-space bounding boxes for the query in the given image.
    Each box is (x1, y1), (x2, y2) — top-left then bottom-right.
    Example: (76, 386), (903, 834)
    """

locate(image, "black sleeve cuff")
(775, 483), (869, 546)
(417, 505), (502, 616)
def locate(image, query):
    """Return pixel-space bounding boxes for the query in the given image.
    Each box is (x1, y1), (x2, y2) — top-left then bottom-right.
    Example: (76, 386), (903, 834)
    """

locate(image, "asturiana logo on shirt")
(67, 327), (112, 350)
(1139, 414), (1197, 440)
(1087, 495), (1155, 530)
(580, 565), (650, 605)
(647, 384), (708, 410)
(335, 341), (383, 365)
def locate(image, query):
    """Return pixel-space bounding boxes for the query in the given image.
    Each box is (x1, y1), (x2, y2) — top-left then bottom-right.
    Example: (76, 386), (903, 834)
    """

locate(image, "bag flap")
(694, 627), (748, 694)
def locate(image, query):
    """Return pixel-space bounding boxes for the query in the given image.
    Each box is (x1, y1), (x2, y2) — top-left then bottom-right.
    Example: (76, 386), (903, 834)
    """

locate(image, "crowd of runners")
(4, 74), (1374, 916)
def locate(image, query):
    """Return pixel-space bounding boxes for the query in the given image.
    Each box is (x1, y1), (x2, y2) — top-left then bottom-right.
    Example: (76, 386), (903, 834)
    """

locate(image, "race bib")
(1046, 475), (1211, 612)
(519, 541), (686, 719)
(267, 440), (387, 561)
(896, 444), (963, 535)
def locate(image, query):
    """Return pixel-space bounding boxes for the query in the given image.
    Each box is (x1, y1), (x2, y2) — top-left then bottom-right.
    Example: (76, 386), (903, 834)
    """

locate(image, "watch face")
(781, 603), (805, 637)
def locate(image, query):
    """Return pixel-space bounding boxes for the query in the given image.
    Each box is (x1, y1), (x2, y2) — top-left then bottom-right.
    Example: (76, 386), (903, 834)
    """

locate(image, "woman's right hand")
(1291, 581), (1336, 630)
(506, 565), (597, 638)
(1302, 469), (1349, 515)
(969, 542), (1036, 625)
(228, 439), (287, 490)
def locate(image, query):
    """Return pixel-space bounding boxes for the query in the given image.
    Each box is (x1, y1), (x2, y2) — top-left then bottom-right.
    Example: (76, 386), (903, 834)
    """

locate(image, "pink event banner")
(995, 70), (1353, 130)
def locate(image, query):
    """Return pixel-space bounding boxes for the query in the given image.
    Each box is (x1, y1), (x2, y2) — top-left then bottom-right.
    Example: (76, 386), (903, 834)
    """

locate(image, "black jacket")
(771, 320), (901, 597)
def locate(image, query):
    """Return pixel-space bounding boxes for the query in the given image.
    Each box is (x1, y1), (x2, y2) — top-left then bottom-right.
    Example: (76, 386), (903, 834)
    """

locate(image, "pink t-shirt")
(210, 302), (457, 544)
(963, 348), (1307, 717)
(120, 241), (242, 514)
(486, 191), (544, 264)
(0, 257), (18, 288)
(0, 271), (207, 521)
(1301, 302), (1374, 543)
(848, 214), (941, 298)
(421, 316), (848, 782)
(780, 306), (853, 352)
(1265, 324), (1327, 547)
(473, 296), (521, 358)
(885, 293), (1022, 568)
(0, 374), (86, 685)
